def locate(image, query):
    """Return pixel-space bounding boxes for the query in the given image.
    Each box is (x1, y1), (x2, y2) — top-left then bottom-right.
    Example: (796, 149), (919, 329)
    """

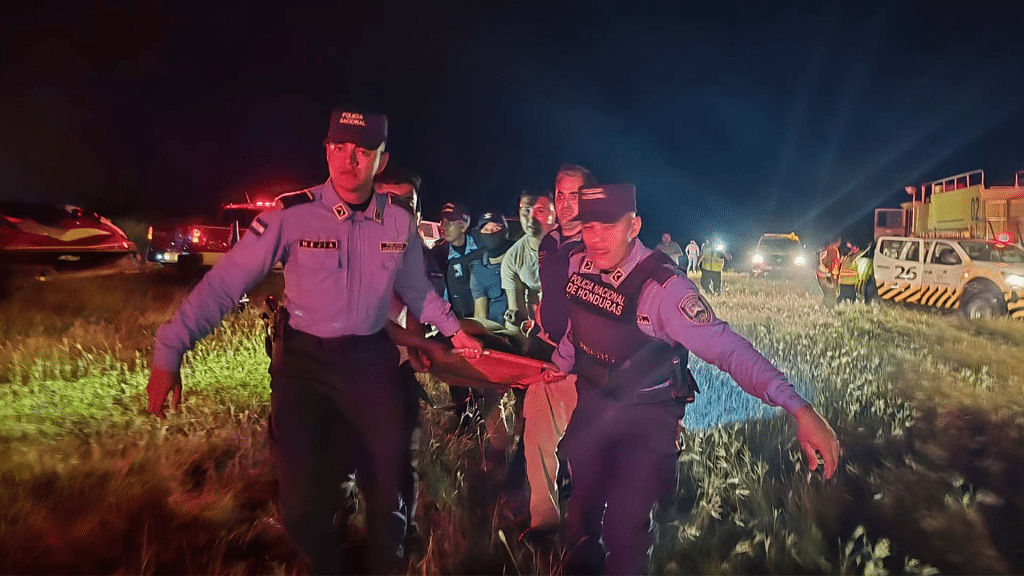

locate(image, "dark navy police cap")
(578, 184), (637, 224)
(440, 202), (471, 223)
(325, 109), (388, 149)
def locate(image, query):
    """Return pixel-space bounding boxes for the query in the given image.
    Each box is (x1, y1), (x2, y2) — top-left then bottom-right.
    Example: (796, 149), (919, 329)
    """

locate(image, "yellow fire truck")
(868, 170), (1024, 319)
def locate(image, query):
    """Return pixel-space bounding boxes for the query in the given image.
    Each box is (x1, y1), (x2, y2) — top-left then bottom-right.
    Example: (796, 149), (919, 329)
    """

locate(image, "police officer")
(543, 184), (840, 575)
(431, 202), (480, 319)
(146, 108), (482, 575)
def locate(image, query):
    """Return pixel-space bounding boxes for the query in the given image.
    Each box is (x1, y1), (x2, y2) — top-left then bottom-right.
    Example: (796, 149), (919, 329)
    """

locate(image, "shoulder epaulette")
(275, 189), (315, 210)
(647, 252), (684, 287)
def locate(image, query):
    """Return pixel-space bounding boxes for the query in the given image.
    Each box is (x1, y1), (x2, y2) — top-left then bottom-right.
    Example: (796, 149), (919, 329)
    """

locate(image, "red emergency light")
(996, 232), (1012, 244)
(190, 227), (204, 246)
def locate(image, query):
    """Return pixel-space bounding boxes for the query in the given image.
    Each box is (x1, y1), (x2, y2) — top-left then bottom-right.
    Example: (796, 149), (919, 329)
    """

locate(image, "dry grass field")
(1, 270), (1022, 574)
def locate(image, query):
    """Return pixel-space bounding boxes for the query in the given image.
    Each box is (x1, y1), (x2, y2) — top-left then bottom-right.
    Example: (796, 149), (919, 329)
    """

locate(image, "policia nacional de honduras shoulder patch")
(678, 292), (715, 325)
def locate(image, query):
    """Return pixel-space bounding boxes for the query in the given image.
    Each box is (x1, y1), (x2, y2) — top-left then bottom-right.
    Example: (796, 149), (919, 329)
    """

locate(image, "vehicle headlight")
(1005, 273), (1024, 287)
(752, 253), (764, 264)
(794, 254), (807, 266)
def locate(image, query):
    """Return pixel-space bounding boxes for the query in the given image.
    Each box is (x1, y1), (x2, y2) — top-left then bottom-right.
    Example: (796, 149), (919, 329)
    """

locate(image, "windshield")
(758, 236), (801, 252)
(959, 240), (1024, 264)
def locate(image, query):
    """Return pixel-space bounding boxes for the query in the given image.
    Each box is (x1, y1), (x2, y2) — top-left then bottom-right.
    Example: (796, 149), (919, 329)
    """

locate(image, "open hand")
(147, 367), (183, 419)
(794, 406), (841, 479)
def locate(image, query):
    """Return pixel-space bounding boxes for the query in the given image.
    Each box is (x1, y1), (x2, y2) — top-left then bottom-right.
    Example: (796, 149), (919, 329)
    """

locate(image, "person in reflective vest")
(698, 242), (728, 295)
(817, 238), (841, 307)
(837, 242), (861, 303)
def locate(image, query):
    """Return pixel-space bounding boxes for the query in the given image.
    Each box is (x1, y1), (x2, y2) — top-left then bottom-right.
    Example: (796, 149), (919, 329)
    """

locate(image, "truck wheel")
(961, 283), (1006, 320)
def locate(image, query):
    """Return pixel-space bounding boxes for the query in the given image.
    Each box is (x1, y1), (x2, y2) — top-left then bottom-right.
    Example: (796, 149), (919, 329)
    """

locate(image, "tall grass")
(1, 271), (1023, 574)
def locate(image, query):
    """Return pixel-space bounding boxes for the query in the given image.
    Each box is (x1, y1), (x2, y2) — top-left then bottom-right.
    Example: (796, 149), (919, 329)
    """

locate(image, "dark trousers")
(398, 361), (422, 534)
(818, 276), (838, 307)
(558, 383), (684, 575)
(269, 327), (405, 575)
(838, 284), (858, 303)
(700, 269), (722, 294)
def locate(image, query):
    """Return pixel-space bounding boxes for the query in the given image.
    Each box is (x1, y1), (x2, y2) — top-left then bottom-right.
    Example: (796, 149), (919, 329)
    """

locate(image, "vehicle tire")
(961, 282), (1006, 320)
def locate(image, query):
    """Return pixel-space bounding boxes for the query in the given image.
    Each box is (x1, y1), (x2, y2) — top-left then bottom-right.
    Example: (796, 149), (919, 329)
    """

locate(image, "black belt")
(575, 353), (699, 405)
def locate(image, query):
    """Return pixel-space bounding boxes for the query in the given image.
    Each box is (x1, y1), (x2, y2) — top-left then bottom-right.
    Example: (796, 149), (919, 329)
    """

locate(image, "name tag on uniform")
(380, 242), (408, 253)
(299, 239), (338, 249)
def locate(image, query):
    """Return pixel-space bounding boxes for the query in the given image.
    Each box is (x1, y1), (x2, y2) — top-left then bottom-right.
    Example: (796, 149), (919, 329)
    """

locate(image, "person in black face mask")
(470, 210), (514, 326)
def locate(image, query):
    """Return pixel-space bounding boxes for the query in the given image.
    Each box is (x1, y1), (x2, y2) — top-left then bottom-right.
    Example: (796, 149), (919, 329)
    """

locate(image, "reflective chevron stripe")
(894, 285), (923, 303)
(925, 286), (947, 306)
(945, 288), (961, 309)
(878, 282), (909, 299)
(919, 285), (939, 306)
(904, 285), (928, 304)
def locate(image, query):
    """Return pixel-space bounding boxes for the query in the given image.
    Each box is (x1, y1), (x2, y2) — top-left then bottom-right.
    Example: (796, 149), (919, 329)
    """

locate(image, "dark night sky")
(2, 0), (1023, 248)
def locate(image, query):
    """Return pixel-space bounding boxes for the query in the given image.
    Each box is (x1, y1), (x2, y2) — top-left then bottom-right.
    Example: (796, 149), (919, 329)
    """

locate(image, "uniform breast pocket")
(294, 243), (340, 274)
(380, 252), (403, 272)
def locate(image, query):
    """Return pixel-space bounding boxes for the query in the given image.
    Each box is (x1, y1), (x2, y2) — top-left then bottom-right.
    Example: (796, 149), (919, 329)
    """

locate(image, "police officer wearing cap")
(430, 201), (479, 319)
(543, 184), (840, 575)
(146, 108), (482, 575)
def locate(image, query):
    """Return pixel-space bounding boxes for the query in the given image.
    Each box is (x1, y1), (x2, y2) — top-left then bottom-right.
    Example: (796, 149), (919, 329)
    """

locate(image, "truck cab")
(873, 235), (1024, 319)
(146, 200), (274, 268)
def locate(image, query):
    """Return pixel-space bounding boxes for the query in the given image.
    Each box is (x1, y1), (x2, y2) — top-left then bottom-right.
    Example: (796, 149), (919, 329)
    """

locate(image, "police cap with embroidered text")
(578, 184), (637, 224)
(440, 202), (471, 224)
(325, 108), (388, 149)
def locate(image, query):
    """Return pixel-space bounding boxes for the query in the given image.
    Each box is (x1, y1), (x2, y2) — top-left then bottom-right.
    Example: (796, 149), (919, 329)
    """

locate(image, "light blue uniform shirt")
(553, 240), (811, 415)
(153, 180), (460, 371)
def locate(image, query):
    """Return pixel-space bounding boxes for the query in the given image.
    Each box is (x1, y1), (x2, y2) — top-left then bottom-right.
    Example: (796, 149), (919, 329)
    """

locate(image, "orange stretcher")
(427, 349), (550, 389)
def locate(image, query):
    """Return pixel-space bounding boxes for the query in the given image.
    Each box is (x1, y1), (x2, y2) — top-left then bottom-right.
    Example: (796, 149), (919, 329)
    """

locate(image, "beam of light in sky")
(807, 98), (1021, 235)
(814, 8), (888, 204)
(767, 2), (841, 213)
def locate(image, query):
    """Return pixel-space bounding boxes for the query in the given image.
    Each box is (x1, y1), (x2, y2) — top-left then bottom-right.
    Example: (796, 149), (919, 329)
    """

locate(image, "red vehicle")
(1, 202), (139, 279)
(146, 200), (275, 268)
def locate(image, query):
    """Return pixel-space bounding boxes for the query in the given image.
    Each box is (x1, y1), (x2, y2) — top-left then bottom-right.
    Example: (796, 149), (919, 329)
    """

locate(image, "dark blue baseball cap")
(578, 184), (637, 224)
(477, 209), (506, 230)
(325, 109), (388, 149)
(440, 202), (471, 223)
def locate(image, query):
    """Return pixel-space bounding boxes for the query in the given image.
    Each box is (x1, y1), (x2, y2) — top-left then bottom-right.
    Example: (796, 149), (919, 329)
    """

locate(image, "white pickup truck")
(871, 235), (1024, 319)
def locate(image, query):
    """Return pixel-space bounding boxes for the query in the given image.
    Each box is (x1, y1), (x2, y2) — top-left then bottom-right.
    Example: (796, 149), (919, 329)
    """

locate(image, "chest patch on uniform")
(566, 273), (626, 316)
(299, 239), (338, 249)
(248, 217), (267, 237)
(380, 241), (408, 253)
(678, 292), (715, 325)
